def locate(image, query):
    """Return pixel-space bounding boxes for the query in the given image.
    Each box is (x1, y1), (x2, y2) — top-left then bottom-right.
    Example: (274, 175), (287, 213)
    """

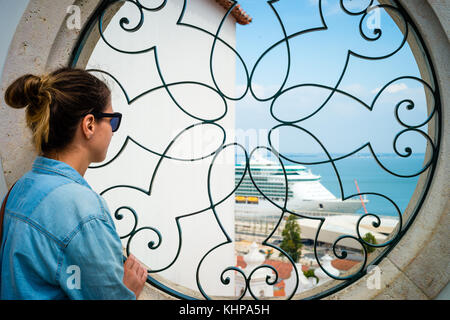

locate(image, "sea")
(236, 152), (429, 218)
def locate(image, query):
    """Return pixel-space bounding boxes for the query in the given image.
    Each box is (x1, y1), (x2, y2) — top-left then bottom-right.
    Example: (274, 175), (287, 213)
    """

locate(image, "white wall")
(84, 0), (237, 297)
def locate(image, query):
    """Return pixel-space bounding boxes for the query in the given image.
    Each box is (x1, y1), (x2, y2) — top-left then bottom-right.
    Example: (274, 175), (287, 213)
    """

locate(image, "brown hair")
(4, 67), (111, 155)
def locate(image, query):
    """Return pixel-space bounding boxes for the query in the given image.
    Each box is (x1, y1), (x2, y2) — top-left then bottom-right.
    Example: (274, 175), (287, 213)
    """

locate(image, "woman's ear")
(81, 114), (96, 140)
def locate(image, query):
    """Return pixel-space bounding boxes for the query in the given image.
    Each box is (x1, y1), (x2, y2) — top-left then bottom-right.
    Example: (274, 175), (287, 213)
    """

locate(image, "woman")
(0, 67), (147, 299)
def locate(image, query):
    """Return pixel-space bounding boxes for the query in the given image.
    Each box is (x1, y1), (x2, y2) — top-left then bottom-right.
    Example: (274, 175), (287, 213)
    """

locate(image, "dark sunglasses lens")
(110, 117), (120, 132)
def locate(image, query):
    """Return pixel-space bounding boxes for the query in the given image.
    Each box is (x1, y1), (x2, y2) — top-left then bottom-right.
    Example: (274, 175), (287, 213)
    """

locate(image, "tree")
(279, 215), (303, 263)
(303, 269), (319, 284)
(362, 232), (377, 254)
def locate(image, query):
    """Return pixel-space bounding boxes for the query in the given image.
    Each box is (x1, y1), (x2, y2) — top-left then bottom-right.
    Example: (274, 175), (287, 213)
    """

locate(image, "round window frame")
(0, 0), (446, 300)
(69, 0), (442, 300)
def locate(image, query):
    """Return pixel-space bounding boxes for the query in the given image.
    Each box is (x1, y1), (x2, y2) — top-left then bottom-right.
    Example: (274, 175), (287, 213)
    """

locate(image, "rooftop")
(214, 0), (253, 25)
(237, 255), (362, 296)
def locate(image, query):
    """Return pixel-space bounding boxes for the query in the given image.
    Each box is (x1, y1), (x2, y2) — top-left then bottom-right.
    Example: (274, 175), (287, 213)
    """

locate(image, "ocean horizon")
(235, 152), (427, 218)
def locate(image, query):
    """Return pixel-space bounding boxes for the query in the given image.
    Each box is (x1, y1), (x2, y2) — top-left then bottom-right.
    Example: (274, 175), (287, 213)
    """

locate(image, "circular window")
(71, 0), (441, 299)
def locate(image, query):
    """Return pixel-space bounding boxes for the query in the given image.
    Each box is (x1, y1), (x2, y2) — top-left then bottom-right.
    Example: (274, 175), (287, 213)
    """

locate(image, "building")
(82, 0), (251, 297)
(0, 0), (448, 300)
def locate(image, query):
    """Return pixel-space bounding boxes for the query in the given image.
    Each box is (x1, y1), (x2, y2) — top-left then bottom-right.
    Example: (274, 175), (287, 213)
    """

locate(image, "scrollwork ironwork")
(71, 0), (441, 300)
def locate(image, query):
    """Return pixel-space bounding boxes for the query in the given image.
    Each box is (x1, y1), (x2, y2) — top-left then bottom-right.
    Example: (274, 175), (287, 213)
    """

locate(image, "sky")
(232, 0), (431, 155)
(0, 0), (432, 157)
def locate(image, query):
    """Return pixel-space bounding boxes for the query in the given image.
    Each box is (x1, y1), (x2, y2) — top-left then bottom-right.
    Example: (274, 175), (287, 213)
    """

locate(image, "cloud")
(387, 83), (409, 93)
(235, 83), (264, 100)
(371, 83), (408, 94)
(236, 83), (284, 101)
(250, 83), (266, 97)
(341, 83), (367, 96)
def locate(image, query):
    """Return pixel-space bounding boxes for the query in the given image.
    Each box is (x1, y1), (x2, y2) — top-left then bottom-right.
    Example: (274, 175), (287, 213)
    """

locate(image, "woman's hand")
(123, 254), (147, 299)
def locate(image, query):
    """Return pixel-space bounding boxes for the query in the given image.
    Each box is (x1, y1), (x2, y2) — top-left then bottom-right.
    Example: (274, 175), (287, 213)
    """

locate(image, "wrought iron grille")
(71, 0), (441, 300)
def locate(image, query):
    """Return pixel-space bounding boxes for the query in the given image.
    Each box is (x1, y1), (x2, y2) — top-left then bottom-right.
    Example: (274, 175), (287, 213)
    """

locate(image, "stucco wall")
(0, 0), (448, 300)
(79, 0), (237, 297)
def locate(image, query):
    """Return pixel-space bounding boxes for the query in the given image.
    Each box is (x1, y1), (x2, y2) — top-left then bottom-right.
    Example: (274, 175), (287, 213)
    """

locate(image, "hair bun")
(4, 73), (48, 110)
(4, 67), (111, 156)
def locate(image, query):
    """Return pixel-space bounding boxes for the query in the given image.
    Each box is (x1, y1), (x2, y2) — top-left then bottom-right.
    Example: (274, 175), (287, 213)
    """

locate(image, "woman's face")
(90, 100), (114, 163)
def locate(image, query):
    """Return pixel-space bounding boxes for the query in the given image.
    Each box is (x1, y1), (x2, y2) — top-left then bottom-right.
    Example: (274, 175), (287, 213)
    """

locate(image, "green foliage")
(303, 269), (319, 283)
(362, 232), (377, 254)
(279, 215), (303, 263)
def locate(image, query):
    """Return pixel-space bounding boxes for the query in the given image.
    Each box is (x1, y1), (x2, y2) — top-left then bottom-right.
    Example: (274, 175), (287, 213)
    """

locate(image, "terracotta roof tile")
(331, 259), (361, 271)
(236, 256), (309, 280)
(236, 255), (246, 269)
(263, 259), (293, 279)
(214, 0), (252, 25)
(236, 257), (360, 296)
(273, 280), (286, 297)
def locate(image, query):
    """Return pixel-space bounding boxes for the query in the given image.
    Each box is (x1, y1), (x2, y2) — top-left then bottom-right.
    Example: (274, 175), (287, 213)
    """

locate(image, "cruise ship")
(235, 155), (368, 216)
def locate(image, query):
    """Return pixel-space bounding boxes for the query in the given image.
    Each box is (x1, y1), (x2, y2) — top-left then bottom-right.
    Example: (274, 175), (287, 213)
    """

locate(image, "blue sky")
(233, 0), (430, 155)
(0, 0), (431, 157)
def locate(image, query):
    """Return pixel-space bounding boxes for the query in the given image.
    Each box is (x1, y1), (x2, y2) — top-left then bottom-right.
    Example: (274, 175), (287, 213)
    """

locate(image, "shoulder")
(42, 182), (109, 222)
(26, 182), (112, 247)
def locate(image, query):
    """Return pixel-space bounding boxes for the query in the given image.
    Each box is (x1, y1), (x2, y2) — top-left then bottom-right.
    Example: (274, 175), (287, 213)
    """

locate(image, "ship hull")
(235, 198), (367, 218)
(235, 159), (368, 217)
(289, 198), (365, 213)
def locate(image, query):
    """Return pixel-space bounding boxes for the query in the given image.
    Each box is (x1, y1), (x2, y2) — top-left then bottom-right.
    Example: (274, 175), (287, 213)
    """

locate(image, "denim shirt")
(0, 156), (136, 300)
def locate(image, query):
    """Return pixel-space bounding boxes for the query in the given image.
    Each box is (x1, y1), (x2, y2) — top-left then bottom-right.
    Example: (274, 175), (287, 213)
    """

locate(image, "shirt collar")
(32, 156), (93, 190)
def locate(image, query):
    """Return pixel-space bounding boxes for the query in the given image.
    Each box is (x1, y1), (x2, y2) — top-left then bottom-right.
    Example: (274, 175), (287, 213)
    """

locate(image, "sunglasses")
(88, 112), (122, 132)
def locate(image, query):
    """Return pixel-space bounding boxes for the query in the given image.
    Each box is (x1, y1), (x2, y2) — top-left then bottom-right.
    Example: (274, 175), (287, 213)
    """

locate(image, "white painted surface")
(84, 0), (237, 297)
